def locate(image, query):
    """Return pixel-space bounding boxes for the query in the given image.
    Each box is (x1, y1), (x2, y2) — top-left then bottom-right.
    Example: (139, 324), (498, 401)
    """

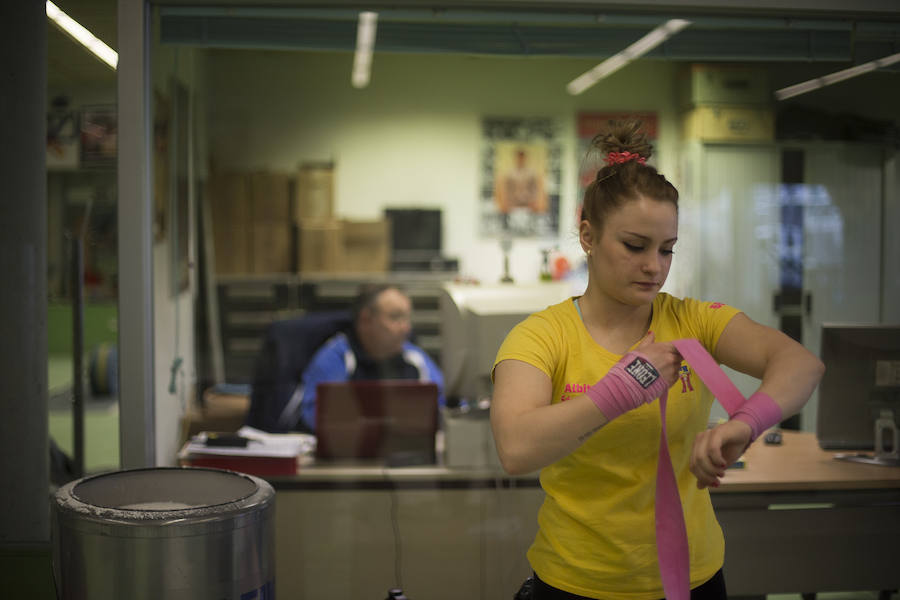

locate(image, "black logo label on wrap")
(625, 357), (660, 389)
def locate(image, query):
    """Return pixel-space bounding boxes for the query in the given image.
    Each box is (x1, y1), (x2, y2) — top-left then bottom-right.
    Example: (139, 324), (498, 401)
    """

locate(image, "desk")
(713, 430), (900, 597)
(268, 432), (900, 599)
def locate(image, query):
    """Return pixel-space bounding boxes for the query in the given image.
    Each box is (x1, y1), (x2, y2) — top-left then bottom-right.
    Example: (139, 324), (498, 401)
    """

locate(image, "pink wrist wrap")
(729, 391), (782, 442)
(585, 351), (671, 421)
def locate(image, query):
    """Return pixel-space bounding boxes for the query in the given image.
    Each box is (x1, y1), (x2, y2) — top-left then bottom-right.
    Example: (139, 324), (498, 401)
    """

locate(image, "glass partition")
(47, 4), (120, 479)
(116, 4), (900, 598)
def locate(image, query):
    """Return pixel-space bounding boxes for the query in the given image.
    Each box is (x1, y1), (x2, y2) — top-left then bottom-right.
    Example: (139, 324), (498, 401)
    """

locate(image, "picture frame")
(79, 104), (117, 169)
(479, 117), (562, 238)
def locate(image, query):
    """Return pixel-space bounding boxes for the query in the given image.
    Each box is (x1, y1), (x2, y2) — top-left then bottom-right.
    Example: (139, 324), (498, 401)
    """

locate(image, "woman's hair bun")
(592, 119), (653, 161)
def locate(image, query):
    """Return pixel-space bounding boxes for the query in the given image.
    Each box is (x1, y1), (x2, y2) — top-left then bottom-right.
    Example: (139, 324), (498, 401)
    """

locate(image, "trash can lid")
(71, 467), (258, 510)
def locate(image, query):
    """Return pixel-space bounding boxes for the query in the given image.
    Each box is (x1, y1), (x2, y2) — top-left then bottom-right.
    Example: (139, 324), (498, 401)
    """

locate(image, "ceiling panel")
(45, 0), (900, 92)
(157, 7), (899, 65)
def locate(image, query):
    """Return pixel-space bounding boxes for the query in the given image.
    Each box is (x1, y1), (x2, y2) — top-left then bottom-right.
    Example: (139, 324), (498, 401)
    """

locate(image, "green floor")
(48, 354), (120, 474)
(48, 400), (120, 474)
(47, 301), (120, 474)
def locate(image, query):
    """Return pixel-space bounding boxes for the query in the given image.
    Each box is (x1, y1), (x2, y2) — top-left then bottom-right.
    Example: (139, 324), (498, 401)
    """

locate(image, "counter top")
(716, 430), (900, 493)
(264, 431), (900, 494)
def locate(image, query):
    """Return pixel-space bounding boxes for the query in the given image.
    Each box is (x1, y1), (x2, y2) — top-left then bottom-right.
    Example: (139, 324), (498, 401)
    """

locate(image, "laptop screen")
(314, 381), (439, 464)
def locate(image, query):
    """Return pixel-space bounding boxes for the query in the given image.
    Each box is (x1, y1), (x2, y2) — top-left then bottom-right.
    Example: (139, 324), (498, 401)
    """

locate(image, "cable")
(383, 467), (404, 590)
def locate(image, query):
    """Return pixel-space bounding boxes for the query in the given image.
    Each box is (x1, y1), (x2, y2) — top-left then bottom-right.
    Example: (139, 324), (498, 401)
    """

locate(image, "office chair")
(245, 310), (352, 433)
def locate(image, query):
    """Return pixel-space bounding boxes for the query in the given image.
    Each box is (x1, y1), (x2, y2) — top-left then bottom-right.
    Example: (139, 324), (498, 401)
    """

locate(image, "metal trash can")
(52, 467), (275, 600)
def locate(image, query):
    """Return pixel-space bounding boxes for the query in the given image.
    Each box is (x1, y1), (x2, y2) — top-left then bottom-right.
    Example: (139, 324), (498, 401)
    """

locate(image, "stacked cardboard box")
(294, 163), (339, 273)
(296, 219), (343, 273)
(209, 172), (252, 275)
(296, 219), (392, 274)
(679, 64), (774, 143)
(209, 165), (391, 275)
(209, 171), (293, 275)
(340, 218), (391, 273)
(250, 172), (292, 274)
(294, 163), (334, 221)
(293, 163), (391, 273)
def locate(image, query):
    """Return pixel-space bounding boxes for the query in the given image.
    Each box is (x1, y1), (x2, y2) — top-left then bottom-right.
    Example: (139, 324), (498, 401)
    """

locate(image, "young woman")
(491, 120), (824, 600)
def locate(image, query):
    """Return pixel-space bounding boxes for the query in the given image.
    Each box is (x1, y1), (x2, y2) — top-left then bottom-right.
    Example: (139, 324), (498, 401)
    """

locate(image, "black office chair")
(244, 310), (352, 433)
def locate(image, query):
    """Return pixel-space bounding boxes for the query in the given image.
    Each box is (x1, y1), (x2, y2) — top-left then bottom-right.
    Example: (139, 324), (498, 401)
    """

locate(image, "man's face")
(358, 288), (413, 359)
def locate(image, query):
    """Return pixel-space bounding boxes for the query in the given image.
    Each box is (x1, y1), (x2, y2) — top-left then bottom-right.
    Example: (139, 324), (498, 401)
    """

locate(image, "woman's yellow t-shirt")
(493, 293), (741, 599)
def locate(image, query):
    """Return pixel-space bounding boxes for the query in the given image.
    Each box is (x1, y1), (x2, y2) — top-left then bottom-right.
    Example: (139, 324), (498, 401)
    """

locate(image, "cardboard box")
(250, 172), (292, 222)
(208, 172), (251, 226)
(682, 105), (774, 142)
(338, 218), (391, 273)
(209, 173), (253, 275)
(678, 64), (770, 108)
(179, 388), (250, 444)
(251, 223), (292, 274)
(296, 219), (344, 273)
(294, 163), (334, 221)
(213, 226), (252, 275)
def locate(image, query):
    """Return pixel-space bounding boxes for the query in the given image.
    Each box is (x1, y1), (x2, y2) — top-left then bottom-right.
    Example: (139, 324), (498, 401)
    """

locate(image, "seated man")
(296, 283), (444, 432)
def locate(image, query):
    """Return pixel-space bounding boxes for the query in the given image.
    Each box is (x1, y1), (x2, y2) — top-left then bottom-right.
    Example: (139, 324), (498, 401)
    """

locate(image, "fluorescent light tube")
(352, 11), (378, 89)
(567, 19), (690, 95)
(775, 52), (900, 100)
(46, 1), (118, 70)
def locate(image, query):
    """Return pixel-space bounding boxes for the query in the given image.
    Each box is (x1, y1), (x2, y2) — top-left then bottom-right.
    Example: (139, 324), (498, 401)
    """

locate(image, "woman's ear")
(579, 220), (595, 254)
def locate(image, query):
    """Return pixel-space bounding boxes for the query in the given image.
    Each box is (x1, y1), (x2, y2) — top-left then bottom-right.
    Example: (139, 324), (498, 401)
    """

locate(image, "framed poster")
(47, 98), (79, 170)
(80, 105), (117, 169)
(153, 89), (171, 242)
(170, 79), (191, 294)
(480, 117), (562, 238)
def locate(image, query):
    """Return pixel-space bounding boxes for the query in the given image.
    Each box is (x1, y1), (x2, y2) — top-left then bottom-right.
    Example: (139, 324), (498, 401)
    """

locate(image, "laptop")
(314, 380), (439, 465)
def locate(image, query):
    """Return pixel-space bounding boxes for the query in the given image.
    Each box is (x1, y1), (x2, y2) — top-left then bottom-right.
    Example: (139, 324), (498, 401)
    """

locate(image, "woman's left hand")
(690, 420), (752, 489)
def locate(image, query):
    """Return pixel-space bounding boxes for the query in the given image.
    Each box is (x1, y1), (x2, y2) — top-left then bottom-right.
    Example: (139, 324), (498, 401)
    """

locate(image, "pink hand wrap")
(729, 391), (782, 442)
(655, 339), (784, 600)
(585, 351), (671, 421)
(583, 338), (785, 600)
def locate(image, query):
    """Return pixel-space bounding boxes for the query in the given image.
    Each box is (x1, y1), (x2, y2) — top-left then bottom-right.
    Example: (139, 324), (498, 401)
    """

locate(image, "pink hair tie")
(605, 151), (646, 166)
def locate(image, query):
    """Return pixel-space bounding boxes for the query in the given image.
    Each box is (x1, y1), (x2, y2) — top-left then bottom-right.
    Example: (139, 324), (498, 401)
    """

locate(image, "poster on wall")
(576, 112), (658, 222)
(153, 89), (171, 243)
(46, 97), (79, 170)
(170, 79), (191, 295)
(80, 105), (117, 169)
(480, 117), (562, 238)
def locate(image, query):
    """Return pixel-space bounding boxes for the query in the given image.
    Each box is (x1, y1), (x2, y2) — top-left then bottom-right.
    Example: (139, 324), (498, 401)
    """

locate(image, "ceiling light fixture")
(774, 52), (900, 100)
(46, 1), (118, 70)
(351, 11), (378, 89)
(567, 19), (690, 96)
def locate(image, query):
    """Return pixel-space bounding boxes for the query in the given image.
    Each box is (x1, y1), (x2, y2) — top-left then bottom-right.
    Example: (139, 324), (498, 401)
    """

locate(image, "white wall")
(205, 49), (684, 287)
(151, 44), (205, 465)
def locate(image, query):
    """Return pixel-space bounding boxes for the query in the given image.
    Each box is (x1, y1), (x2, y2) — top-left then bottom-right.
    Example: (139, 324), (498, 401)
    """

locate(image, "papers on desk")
(179, 426), (315, 476)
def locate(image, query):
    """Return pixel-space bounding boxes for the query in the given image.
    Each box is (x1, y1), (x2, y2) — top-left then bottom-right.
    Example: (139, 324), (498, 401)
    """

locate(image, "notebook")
(314, 380), (439, 465)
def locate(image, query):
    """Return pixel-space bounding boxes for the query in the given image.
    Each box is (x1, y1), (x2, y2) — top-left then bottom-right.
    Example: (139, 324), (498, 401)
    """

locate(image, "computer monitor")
(816, 323), (900, 455)
(385, 208), (456, 272)
(385, 208), (441, 254)
(438, 282), (572, 405)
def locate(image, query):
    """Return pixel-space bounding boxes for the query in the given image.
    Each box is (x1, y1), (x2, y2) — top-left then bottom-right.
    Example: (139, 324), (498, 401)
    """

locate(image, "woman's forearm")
(756, 342), (825, 420)
(492, 394), (609, 475)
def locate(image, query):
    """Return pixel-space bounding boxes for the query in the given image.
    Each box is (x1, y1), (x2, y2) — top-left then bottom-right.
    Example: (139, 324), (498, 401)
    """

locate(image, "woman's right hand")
(633, 331), (682, 387)
(583, 331), (681, 423)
